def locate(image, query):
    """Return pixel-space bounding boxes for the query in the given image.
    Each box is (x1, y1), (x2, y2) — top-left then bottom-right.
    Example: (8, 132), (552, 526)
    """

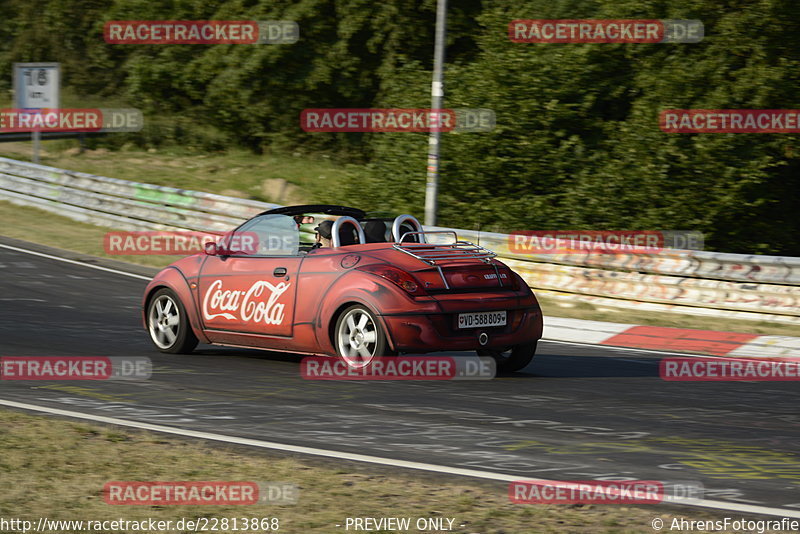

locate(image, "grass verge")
(0, 140), (366, 206)
(0, 201), (172, 269)
(0, 407), (753, 534)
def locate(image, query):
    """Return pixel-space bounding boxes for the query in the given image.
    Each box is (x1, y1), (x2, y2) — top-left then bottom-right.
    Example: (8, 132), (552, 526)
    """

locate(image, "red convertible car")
(142, 205), (543, 372)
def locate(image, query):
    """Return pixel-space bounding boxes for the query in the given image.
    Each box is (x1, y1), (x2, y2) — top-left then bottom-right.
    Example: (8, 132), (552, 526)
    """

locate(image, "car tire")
(334, 304), (393, 369)
(478, 341), (537, 372)
(147, 288), (198, 354)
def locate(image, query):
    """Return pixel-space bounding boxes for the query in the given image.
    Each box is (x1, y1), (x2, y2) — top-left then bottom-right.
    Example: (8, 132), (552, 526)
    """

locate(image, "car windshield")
(235, 214), (300, 256)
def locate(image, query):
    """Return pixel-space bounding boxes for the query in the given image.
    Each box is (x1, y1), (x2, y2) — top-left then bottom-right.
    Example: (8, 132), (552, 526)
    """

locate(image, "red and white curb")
(544, 317), (800, 358)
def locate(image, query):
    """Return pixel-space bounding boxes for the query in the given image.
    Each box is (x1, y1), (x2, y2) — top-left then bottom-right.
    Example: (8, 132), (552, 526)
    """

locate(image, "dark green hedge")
(1, 0), (798, 254)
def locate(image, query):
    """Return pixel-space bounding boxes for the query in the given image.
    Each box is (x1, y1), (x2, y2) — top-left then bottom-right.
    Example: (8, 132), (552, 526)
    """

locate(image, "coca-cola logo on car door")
(202, 279), (291, 325)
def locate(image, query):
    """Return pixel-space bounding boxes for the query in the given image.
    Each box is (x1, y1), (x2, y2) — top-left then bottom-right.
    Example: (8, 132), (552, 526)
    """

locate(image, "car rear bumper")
(381, 305), (543, 353)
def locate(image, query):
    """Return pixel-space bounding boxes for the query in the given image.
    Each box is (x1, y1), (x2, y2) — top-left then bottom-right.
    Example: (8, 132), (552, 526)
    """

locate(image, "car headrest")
(399, 224), (419, 242)
(363, 220), (387, 243)
(338, 226), (358, 246)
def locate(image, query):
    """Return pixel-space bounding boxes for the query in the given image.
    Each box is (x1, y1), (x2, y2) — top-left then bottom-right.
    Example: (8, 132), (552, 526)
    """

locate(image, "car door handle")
(273, 267), (287, 277)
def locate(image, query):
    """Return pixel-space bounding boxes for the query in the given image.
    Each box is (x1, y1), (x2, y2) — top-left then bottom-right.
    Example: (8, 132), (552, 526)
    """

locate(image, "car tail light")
(357, 264), (427, 296)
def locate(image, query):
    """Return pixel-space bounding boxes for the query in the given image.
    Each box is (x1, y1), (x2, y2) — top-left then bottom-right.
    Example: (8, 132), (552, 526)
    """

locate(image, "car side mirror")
(204, 241), (219, 256)
(205, 238), (232, 256)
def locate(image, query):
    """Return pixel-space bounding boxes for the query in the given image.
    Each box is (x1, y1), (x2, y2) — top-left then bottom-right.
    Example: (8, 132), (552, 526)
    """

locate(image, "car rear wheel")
(478, 341), (537, 372)
(147, 288), (198, 354)
(334, 305), (391, 369)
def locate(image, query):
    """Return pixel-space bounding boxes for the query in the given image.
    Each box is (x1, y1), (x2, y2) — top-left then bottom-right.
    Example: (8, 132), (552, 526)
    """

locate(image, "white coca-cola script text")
(202, 279), (291, 325)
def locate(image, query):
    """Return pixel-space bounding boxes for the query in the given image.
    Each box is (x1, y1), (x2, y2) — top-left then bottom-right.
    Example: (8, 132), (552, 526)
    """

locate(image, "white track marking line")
(0, 243), (151, 281)
(0, 398), (797, 519)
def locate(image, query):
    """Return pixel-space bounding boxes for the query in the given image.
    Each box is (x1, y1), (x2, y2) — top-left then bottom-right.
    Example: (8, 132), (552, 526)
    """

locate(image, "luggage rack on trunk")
(393, 231), (502, 289)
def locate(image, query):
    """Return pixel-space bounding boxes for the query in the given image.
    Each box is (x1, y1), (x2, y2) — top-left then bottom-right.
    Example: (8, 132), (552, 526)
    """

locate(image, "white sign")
(13, 63), (60, 110)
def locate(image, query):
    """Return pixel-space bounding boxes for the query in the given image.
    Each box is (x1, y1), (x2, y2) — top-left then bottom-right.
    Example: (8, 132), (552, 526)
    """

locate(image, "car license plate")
(457, 311), (507, 329)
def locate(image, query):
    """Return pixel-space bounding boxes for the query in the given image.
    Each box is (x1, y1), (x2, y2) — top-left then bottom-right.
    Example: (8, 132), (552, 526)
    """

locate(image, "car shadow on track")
(185, 345), (659, 380)
(189, 345), (300, 363)
(517, 351), (659, 378)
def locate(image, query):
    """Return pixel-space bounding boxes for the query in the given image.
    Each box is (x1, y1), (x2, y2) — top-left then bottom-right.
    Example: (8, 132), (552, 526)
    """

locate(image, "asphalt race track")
(1, 237), (799, 517)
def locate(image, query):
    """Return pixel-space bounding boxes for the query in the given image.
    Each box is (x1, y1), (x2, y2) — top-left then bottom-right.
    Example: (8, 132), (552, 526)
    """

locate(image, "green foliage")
(0, 0), (798, 253)
(358, 0), (800, 253)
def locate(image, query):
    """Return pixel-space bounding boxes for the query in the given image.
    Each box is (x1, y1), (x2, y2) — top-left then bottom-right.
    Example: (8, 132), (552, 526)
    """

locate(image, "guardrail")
(427, 227), (800, 322)
(428, 227), (800, 286)
(0, 156), (797, 324)
(0, 157), (276, 232)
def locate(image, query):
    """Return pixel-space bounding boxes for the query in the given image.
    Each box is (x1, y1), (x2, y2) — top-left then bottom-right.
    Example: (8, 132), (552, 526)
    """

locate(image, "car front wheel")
(147, 288), (198, 354)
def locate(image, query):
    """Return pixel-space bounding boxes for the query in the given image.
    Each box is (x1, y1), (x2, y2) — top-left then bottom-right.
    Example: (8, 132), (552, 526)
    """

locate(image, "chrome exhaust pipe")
(478, 332), (489, 346)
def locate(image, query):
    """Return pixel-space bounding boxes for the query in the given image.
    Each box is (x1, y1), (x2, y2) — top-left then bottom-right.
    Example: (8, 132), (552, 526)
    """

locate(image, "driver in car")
(313, 219), (334, 248)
